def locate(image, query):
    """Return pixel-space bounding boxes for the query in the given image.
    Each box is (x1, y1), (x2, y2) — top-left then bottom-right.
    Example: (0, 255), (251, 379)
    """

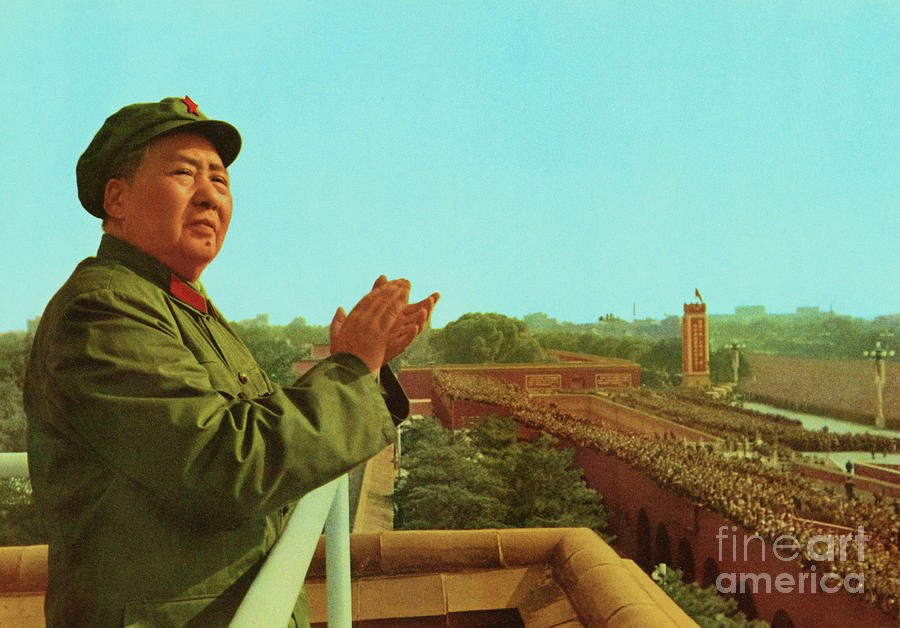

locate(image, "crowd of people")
(432, 371), (900, 617)
(606, 388), (900, 454)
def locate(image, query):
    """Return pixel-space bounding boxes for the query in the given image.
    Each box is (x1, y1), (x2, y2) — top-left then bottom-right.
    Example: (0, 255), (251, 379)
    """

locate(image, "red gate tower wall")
(681, 302), (710, 388)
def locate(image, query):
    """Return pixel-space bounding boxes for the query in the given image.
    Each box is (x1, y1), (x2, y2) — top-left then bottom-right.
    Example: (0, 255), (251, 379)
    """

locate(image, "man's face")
(104, 133), (233, 281)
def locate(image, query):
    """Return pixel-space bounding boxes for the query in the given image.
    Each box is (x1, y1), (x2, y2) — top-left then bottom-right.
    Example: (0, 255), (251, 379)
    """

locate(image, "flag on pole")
(695, 288), (703, 303)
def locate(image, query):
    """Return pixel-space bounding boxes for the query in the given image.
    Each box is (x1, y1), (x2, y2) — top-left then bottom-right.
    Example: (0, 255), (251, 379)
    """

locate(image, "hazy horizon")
(5, 300), (899, 335)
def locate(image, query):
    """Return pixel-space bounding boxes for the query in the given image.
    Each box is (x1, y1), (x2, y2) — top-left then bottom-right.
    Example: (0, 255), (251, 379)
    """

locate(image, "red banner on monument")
(689, 317), (707, 372)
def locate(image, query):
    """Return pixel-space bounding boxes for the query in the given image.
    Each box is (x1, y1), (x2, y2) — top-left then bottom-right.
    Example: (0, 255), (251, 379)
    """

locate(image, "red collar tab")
(182, 95), (200, 116)
(169, 274), (207, 314)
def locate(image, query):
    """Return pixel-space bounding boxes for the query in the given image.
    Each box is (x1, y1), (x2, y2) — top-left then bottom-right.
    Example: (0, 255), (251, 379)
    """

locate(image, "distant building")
(795, 306), (821, 316)
(310, 344), (331, 359)
(712, 305), (842, 321)
(239, 313), (270, 327)
(293, 344), (333, 377)
(400, 350), (641, 418)
(734, 305), (767, 318)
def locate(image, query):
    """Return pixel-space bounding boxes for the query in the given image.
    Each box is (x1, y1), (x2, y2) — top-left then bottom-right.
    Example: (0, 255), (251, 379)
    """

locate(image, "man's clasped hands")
(330, 276), (439, 376)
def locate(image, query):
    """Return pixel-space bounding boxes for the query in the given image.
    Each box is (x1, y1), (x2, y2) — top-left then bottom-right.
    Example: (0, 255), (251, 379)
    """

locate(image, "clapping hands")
(329, 275), (439, 375)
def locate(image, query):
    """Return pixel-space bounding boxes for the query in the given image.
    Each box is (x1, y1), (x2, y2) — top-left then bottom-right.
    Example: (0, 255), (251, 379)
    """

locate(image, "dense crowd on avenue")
(433, 371), (900, 616)
(606, 389), (900, 454)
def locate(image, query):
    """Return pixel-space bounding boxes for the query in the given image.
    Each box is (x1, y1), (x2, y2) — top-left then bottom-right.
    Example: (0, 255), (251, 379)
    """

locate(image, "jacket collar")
(96, 234), (217, 316)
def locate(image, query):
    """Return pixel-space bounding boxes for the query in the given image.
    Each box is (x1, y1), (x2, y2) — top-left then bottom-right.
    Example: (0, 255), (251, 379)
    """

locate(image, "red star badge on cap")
(182, 95), (200, 116)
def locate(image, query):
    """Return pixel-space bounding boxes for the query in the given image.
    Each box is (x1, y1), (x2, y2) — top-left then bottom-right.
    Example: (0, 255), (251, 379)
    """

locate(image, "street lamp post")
(863, 341), (895, 429)
(725, 342), (746, 384)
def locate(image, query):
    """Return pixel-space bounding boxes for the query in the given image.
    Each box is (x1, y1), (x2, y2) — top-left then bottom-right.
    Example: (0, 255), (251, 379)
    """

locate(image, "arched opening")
(636, 509), (652, 572)
(701, 557), (719, 589)
(676, 538), (695, 582)
(654, 522), (672, 568)
(770, 609), (796, 628)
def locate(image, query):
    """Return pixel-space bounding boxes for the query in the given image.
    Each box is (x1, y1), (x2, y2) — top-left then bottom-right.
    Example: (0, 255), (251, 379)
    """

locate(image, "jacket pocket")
(200, 359), (273, 399)
(198, 359), (243, 397)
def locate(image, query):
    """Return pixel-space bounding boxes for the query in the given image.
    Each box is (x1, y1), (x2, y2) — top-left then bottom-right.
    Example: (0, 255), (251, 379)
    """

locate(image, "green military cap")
(76, 96), (242, 218)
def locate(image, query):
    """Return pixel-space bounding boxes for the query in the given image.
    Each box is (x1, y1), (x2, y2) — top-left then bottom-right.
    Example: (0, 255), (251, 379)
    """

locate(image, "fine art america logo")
(714, 525), (866, 594)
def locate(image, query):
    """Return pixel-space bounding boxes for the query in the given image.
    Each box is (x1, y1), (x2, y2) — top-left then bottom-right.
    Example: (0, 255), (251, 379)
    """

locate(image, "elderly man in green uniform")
(24, 96), (438, 627)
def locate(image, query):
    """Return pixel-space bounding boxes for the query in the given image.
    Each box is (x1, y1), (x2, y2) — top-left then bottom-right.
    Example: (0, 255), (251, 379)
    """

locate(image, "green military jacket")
(24, 235), (404, 627)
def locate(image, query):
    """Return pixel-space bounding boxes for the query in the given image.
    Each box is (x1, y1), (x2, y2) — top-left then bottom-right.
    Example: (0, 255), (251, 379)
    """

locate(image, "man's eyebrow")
(170, 152), (228, 172)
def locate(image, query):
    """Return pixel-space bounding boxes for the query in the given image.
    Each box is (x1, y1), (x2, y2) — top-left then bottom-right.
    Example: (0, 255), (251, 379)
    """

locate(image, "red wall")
(793, 463), (900, 500)
(398, 368), (435, 400)
(573, 447), (893, 628)
(431, 390), (516, 430)
(419, 381), (894, 626)
(855, 462), (900, 486)
(399, 360), (640, 402)
(408, 400), (433, 415)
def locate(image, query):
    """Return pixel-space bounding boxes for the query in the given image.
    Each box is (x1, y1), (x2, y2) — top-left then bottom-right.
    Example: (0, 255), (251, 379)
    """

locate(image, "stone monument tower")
(681, 292), (710, 388)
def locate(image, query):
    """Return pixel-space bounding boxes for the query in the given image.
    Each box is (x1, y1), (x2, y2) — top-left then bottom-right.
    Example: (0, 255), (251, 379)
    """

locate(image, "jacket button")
(238, 372), (249, 384)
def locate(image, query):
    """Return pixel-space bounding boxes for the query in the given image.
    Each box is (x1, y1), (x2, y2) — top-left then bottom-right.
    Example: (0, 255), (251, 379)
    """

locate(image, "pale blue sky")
(3, 1), (899, 333)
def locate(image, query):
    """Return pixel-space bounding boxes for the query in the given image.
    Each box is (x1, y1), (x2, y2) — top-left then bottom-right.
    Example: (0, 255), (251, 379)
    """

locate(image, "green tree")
(0, 380), (26, 452)
(390, 322), (437, 368)
(708, 347), (752, 385)
(643, 337), (682, 373)
(0, 332), (30, 386)
(283, 316), (329, 354)
(659, 315), (682, 338)
(469, 417), (610, 534)
(394, 417), (508, 529)
(466, 414), (519, 453)
(393, 416), (612, 540)
(652, 564), (769, 628)
(511, 437), (609, 530)
(429, 313), (548, 364)
(522, 312), (561, 332)
(637, 337), (683, 387)
(0, 332), (30, 452)
(707, 312), (899, 361)
(532, 330), (580, 353)
(0, 332), (40, 545)
(231, 322), (304, 386)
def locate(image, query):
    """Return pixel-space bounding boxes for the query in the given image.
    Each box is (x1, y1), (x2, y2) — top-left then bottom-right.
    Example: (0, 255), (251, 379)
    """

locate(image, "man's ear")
(102, 178), (128, 219)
